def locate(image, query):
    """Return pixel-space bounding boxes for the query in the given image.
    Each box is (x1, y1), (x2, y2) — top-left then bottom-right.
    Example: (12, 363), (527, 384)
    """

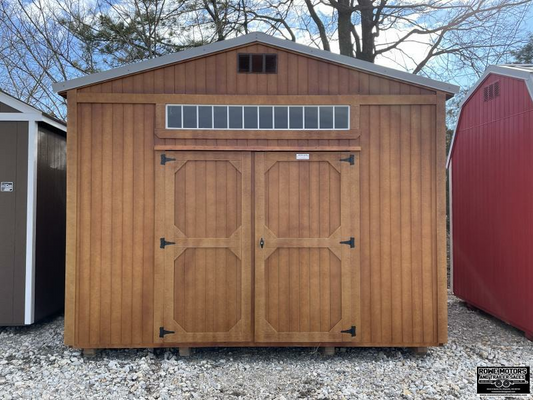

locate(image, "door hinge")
(160, 238), (176, 249)
(340, 154), (355, 165)
(161, 154), (176, 165)
(159, 327), (175, 338)
(340, 237), (355, 248)
(341, 326), (357, 337)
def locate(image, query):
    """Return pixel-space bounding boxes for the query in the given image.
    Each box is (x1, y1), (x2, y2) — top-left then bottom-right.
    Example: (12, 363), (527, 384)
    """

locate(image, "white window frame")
(165, 104), (351, 131)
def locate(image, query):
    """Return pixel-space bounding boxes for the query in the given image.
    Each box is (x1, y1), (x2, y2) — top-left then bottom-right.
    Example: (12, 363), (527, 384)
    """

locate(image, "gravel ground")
(0, 292), (531, 400)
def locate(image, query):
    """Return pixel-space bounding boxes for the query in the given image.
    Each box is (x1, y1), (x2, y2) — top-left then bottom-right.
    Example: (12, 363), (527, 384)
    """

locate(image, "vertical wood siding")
(78, 44), (433, 152)
(76, 103), (155, 346)
(79, 44), (435, 97)
(360, 105), (439, 345)
(68, 46), (446, 346)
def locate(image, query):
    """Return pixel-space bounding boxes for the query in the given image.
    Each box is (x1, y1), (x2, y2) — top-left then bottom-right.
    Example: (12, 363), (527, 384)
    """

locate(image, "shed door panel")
(0, 122), (28, 325)
(159, 152), (252, 343)
(255, 152), (360, 343)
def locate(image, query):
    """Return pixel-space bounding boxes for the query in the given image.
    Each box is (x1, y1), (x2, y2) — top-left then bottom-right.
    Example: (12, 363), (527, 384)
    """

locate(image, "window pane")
(244, 106), (258, 129)
(213, 106), (228, 128)
(265, 55), (277, 73)
(167, 106), (181, 128)
(274, 107), (288, 129)
(304, 107), (318, 129)
(198, 106), (212, 128)
(289, 107), (303, 129)
(259, 107), (273, 129)
(252, 54), (263, 73)
(183, 105), (197, 128)
(335, 106), (349, 129)
(229, 106), (243, 129)
(238, 54), (250, 73)
(319, 107), (333, 129)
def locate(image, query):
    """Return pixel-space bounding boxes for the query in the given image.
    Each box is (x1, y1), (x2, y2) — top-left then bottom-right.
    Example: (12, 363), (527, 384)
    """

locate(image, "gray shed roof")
(0, 89), (66, 131)
(53, 32), (459, 95)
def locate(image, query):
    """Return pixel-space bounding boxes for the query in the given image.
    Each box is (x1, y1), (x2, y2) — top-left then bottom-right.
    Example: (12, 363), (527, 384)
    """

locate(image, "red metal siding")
(451, 73), (533, 337)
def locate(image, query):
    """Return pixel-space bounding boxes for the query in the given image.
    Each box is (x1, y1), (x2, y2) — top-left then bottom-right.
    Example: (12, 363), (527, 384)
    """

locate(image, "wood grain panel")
(77, 44), (435, 97)
(358, 104), (440, 345)
(67, 48), (447, 348)
(156, 152), (253, 343)
(74, 103), (155, 347)
(255, 152), (359, 343)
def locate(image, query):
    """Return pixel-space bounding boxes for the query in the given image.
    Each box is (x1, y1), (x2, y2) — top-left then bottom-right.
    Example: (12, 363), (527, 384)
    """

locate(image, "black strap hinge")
(159, 327), (175, 338)
(341, 326), (356, 337)
(340, 154), (355, 165)
(161, 154), (176, 165)
(340, 237), (355, 248)
(160, 238), (176, 249)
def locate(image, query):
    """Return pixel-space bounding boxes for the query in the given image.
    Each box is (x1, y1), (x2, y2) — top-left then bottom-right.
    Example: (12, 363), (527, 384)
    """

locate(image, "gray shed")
(0, 91), (67, 326)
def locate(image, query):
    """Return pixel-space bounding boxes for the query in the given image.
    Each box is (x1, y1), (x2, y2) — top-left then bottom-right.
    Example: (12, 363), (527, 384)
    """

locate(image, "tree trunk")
(357, 0), (375, 62)
(337, 1), (353, 57)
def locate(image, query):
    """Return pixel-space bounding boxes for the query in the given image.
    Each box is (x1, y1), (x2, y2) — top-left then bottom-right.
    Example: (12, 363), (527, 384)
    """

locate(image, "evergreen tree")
(512, 35), (533, 64)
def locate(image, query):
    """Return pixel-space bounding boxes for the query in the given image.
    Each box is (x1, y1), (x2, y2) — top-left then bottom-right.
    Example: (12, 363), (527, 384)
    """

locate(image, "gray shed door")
(0, 122), (28, 325)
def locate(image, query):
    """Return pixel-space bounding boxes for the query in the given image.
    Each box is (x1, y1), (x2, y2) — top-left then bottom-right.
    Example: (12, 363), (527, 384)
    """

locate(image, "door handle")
(259, 238), (265, 248)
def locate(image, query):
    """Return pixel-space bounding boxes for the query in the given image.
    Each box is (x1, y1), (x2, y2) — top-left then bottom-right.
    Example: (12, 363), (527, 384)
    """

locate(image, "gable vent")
(483, 81), (500, 102)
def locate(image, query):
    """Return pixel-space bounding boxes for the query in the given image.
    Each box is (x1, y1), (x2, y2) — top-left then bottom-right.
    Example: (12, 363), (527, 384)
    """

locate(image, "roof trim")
(446, 65), (533, 168)
(0, 90), (67, 131)
(0, 90), (42, 114)
(53, 32), (460, 95)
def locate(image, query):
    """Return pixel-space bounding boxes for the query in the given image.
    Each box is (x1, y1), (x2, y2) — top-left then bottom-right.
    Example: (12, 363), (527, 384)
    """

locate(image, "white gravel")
(0, 292), (531, 399)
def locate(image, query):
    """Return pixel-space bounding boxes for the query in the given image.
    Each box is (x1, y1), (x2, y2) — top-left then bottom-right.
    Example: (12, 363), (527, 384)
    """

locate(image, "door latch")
(259, 238), (265, 248)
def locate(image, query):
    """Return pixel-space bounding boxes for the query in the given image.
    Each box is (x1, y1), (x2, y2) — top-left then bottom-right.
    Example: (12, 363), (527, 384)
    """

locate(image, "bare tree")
(0, 0), (100, 118)
(302, 0), (532, 76)
(1, 0), (531, 119)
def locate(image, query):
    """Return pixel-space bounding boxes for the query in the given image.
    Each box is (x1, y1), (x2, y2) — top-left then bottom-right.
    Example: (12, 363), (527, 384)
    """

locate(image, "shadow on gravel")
(458, 301), (527, 341)
(0, 312), (64, 336)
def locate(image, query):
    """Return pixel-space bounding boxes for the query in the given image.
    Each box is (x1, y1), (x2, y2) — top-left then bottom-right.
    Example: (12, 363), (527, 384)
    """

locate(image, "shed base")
(320, 347), (336, 356)
(179, 347), (192, 357)
(83, 349), (98, 357)
(412, 347), (428, 356)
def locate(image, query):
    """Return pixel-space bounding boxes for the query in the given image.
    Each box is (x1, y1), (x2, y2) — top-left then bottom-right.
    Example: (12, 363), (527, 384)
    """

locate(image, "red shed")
(447, 65), (533, 340)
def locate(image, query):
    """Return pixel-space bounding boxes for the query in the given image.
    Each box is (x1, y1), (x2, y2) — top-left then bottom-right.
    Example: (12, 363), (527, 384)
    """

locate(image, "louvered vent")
(483, 81), (500, 102)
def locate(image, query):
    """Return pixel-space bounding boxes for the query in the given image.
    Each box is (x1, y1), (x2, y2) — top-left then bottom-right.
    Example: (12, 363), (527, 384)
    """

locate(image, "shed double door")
(157, 151), (359, 344)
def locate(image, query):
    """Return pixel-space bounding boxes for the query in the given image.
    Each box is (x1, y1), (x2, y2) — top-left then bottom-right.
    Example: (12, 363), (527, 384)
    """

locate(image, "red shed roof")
(446, 65), (533, 168)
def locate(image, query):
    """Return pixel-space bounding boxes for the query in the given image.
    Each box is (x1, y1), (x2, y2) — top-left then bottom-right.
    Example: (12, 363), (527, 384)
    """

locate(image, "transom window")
(166, 105), (350, 130)
(238, 54), (277, 73)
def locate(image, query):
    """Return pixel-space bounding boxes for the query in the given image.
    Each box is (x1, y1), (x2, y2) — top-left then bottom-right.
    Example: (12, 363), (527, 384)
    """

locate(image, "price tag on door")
(296, 154), (309, 160)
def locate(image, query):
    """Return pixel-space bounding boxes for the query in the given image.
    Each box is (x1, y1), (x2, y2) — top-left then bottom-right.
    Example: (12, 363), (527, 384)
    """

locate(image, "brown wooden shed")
(53, 33), (458, 352)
